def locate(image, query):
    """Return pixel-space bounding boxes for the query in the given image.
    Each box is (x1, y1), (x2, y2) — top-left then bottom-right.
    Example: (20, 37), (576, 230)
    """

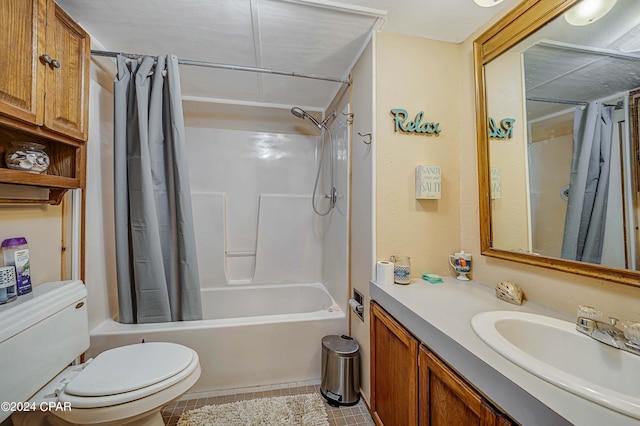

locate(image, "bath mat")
(177, 393), (329, 426)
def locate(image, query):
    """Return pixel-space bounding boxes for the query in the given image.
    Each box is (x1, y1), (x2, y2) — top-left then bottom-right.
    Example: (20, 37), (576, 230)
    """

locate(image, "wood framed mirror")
(474, 0), (640, 287)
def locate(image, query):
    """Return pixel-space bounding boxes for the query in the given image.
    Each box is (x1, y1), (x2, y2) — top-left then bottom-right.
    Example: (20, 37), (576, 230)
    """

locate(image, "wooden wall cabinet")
(371, 302), (513, 426)
(0, 0), (89, 204)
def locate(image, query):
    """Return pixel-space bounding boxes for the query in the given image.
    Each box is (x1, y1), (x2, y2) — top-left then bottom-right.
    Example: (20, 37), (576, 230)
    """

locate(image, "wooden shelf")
(0, 168), (80, 188)
(0, 168), (80, 205)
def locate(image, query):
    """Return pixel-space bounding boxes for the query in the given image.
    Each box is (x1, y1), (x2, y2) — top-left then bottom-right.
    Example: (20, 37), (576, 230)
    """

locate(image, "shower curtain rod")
(527, 96), (586, 106)
(527, 96), (623, 109)
(90, 49), (350, 85)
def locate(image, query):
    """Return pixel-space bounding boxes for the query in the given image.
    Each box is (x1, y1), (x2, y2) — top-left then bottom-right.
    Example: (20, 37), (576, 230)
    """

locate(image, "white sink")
(471, 311), (640, 420)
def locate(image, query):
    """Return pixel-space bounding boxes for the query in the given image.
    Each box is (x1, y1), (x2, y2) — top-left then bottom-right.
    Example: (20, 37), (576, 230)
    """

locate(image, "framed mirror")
(474, 0), (640, 286)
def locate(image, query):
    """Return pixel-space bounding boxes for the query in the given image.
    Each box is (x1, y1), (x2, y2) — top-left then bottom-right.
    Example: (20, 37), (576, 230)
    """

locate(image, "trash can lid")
(322, 335), (359, 356)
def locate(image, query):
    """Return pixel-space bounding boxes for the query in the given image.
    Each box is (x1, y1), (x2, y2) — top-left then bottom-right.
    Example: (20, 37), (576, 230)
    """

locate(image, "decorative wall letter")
(391, 109), (441, 135)
(488, 117), (516, 139)
(416, 165), (442, 199)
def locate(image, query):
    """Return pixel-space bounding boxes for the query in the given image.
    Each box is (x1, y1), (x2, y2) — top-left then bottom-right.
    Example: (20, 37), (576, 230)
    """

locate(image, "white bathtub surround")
(186, 128), (321, 286)
(184, 116), (350, 312)
(90, 283), (345, 393)
(370, 278), (638, 426)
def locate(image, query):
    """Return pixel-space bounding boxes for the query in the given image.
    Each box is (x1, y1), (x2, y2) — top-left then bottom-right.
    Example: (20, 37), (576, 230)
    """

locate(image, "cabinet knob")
(51, 59), (61, 69)
(39, 54), (52, 64)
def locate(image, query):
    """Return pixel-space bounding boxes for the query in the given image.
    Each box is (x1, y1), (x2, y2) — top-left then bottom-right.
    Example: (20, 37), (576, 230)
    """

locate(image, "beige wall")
(459, 4), (640, 321)
(0, 200), (63, 286)
(375, 32), (461, 279)
(485, 52), (530, 252)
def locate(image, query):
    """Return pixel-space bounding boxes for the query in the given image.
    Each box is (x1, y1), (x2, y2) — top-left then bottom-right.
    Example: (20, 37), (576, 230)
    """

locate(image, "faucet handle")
(577, 305), (602, 320)
(610, 317), (619, 326)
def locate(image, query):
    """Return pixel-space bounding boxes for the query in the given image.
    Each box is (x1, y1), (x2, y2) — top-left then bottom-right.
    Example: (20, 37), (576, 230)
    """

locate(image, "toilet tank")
(0, 280), (88, 422)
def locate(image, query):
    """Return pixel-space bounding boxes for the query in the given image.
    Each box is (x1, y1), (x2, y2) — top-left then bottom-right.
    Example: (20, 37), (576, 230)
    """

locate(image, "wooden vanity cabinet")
(419, 346), (509, 426)
(0, 0), (89, 204)
(371, 301), (419, 425)
(371, 302), (513, 426)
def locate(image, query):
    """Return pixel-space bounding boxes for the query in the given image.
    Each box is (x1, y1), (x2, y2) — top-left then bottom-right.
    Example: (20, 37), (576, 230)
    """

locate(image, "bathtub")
(89, 283), (347, 393)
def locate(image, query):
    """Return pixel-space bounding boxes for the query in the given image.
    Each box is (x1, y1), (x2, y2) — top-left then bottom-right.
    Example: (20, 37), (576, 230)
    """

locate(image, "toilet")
(1, 280), (201, 426)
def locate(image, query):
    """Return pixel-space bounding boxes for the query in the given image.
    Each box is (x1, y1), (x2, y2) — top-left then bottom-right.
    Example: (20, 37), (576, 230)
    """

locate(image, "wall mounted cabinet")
(371, 302), (513, 426)
(0, 0), (89, 204)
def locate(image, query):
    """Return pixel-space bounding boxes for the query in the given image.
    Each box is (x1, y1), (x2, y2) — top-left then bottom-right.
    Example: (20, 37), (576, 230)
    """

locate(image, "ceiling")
(56, 0), (513, 111)
(510, 0), (640, 120)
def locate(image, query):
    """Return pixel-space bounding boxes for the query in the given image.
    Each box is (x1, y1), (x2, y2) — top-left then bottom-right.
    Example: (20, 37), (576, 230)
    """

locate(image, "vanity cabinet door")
(419, 345), (505, 426)
(371, 301), (419, 426)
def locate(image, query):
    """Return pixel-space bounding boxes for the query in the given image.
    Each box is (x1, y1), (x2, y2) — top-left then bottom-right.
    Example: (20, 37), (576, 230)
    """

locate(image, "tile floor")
(162, 381), (375, 426)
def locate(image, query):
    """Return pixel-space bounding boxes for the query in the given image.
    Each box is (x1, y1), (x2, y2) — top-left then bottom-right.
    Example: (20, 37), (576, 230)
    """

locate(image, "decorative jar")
(5, 142), (50, 174)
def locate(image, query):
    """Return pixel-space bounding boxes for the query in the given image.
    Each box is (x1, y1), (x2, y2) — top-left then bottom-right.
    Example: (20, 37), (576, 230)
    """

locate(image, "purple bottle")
(1, 237), (32, 296)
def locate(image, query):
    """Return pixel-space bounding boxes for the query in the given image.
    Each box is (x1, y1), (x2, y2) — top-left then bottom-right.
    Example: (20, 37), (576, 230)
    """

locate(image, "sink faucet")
(576, 314), (640, 356)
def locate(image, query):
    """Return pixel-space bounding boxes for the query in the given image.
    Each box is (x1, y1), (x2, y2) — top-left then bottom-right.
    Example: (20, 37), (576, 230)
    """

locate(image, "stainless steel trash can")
(320, 334), (360, 406)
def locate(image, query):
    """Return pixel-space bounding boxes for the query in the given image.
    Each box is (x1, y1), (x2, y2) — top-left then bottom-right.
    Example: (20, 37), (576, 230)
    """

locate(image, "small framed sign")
(416, 165), (442, 199)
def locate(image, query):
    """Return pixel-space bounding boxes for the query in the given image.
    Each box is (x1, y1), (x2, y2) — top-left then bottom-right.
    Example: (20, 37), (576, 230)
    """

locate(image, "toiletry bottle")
(2, 237), (32, 295)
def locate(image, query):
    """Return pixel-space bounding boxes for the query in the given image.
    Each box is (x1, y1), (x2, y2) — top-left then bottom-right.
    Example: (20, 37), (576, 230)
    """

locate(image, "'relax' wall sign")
(391, 109), (441, 135)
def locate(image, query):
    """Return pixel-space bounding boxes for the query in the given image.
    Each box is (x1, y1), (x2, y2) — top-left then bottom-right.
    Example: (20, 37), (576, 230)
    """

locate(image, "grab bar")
(225, 251), (256, 257)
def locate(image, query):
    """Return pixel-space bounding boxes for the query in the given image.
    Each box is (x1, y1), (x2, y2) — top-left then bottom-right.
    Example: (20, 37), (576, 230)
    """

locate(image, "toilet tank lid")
(0, 280), (86, 345)
(64, 342), (195, 397)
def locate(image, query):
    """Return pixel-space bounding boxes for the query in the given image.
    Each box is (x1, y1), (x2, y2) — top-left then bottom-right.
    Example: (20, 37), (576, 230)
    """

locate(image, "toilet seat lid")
(65, 342), (195, 397)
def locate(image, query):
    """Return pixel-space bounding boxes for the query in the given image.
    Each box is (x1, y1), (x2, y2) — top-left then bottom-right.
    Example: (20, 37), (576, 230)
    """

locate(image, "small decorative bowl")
(5, 142), (50, 174)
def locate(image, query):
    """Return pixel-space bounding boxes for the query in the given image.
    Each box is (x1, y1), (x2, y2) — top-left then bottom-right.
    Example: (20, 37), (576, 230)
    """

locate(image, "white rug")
(177, 393), (329, 426)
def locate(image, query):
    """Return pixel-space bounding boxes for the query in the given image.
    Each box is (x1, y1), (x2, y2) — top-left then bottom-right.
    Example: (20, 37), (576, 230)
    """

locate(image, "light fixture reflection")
(564, 0), (618, 26)
(474, 0), (505, 7)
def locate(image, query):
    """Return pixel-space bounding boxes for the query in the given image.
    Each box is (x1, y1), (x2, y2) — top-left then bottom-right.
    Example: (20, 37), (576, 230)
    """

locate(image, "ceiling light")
(474, 0), (505, 6)
(564, 0), (617, 26)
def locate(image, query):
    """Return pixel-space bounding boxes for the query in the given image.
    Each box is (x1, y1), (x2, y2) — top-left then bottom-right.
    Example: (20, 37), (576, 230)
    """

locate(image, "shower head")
(291, 107), (306, 119)
(291, 107), (322, 128)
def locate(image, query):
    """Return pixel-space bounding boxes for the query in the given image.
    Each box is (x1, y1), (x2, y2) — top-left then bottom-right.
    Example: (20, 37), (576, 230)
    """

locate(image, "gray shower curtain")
(561, 102), (615, 264)
(114, 54), (202, 324)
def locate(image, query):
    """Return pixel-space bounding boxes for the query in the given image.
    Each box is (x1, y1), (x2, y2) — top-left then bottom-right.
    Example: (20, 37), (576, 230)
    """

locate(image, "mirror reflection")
(485, 0), (640, 271)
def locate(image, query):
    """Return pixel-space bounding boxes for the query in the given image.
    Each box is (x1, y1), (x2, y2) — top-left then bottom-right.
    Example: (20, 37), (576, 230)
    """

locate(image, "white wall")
(84, 60), (117, 330)
(320, 102), (350, 312)
(348, 37), (375, 403)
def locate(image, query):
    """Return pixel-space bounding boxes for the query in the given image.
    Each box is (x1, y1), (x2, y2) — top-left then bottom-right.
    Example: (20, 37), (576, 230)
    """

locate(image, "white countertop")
(370, 278), (639, 426)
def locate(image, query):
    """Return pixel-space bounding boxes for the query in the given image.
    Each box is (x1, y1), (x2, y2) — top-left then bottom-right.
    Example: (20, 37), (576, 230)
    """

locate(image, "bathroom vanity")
(369, 279), (638, 426)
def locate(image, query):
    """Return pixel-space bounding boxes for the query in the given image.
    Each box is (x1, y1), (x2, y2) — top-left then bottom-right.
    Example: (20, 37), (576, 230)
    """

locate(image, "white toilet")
(1, 280), (201, 426)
